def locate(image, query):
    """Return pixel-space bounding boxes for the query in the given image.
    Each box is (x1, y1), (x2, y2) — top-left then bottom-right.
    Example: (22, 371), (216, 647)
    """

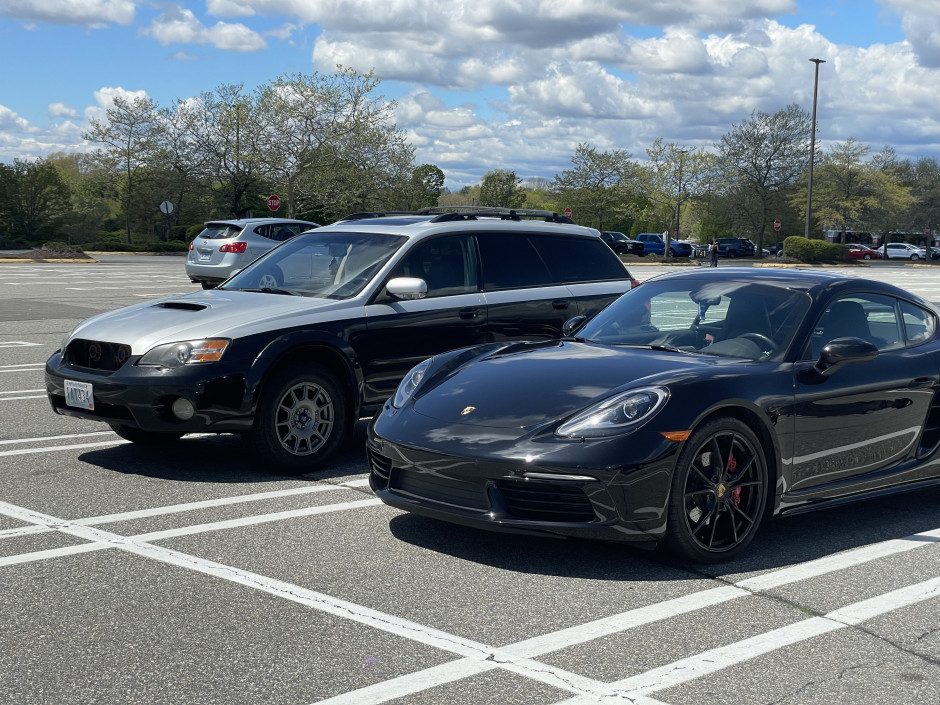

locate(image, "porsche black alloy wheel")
(665, 417), (768, 562)
(249, 362), (347, 475)
(109, 424), (183, 445)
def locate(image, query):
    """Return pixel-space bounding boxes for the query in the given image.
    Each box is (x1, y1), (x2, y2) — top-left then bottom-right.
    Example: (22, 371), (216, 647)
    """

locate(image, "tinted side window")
(806, 293), (904, 359)
(477, 233), (552, 289)
(900, 300), (937, 346)
(251, 224), (272, 239)
(391, 234), (477, 298)
(535, 234), (627, 283)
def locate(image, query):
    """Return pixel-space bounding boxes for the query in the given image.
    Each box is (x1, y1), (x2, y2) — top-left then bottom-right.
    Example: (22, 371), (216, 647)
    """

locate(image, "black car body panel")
(368, 267), (940, 558)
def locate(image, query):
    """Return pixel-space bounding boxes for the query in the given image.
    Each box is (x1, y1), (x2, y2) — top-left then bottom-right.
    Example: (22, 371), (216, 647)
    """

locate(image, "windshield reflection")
(223, 231), (407, 299)
(579, 278), (812, 361)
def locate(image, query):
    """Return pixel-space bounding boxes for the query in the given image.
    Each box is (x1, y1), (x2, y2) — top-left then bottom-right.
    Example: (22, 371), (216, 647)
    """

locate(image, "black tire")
(248, 362), (347, 475)
(911, 254), (920, 261)
(727, 250), (738, 259)
(863, 254), (872, 260)
(201, 282), (216, 290)
(109, 424), (183, 445)
(663, 417), (768, 563)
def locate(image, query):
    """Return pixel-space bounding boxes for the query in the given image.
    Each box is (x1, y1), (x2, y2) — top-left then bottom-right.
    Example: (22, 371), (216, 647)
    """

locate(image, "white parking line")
(312, 525), (940, 705)
(0, 341), (42, 347)
(0, 495), (938, 705)
(0, 389), (45, 401)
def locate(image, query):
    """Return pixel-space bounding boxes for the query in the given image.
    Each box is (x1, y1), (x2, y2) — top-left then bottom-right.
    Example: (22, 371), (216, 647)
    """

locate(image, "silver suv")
(46, 208), (638, 475)
(186, 218), (319, 288)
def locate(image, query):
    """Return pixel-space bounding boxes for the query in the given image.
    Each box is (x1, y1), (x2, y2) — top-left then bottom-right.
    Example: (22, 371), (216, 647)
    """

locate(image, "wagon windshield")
(223, 231), (407, 299)
(577, 277), (812, 360)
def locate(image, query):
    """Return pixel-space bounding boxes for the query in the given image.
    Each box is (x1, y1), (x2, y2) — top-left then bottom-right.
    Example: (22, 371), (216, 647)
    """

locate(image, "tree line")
(1, 66), (939, 253)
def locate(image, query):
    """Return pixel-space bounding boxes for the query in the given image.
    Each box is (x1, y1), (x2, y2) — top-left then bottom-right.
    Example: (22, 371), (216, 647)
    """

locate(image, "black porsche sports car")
(368, 268), (940, 563)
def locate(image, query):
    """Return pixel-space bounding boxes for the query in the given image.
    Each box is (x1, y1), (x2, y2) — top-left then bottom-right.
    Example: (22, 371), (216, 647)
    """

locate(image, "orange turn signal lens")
(660, 430), (691, 442)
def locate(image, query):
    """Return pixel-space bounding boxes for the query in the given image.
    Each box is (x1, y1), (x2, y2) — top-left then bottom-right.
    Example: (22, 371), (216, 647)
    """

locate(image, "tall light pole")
(676, 148), (688, 242)
(804, 58), (825, 239)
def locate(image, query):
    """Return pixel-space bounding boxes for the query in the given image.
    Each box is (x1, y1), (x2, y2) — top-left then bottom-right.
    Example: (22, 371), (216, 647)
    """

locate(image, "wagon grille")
(495, 478), (596, 522)
(66, 339), (133, 371)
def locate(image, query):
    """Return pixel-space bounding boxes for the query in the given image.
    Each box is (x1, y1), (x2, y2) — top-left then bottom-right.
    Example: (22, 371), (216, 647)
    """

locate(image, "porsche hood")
(412, 340), (719, 429)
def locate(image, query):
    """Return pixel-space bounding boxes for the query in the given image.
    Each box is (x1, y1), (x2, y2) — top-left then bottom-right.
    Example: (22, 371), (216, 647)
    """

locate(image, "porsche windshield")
(223, 231), (407, 299)
(578, 278), (812, 360)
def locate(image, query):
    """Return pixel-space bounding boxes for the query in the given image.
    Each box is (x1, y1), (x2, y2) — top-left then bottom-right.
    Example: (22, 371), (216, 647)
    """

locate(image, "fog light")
(171, 397), (195, 421)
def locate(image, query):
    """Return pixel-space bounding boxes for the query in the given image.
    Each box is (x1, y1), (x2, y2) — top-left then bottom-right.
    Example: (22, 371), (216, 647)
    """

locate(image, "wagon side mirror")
(813, 337), (878, 377)
(386, 277), (427, 301)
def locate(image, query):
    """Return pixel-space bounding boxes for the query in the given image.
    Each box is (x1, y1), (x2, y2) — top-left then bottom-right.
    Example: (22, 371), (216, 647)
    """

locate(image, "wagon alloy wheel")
(274, 381), (334, 456)
(249, 363), (348, 475)
(665, 417), (768, 562)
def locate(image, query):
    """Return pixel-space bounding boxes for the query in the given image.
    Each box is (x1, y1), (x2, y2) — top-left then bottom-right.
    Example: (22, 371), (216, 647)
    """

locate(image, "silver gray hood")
(65, 289), (364, 355)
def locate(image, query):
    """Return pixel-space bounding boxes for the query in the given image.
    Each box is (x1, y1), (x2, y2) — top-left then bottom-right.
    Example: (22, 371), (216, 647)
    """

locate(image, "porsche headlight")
(556, 386), (669, 438)
(392, 358), (432, 408)
(138, 339), (230, 368)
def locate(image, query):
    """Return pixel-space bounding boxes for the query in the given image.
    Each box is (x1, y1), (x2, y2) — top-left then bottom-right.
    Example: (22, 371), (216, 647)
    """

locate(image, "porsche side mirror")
(814, 337), (878, 377)
(563, 315), (587, 337)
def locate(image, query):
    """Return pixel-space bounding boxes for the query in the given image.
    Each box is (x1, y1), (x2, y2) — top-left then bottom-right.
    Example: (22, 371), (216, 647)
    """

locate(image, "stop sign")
(773, 219), (781, 231)
(267, 195), (281, 211)
(564, 207), (572, 218)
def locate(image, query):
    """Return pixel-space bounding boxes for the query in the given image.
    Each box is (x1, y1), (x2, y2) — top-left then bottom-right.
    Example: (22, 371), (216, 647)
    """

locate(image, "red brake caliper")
(728, 453), (741, 505)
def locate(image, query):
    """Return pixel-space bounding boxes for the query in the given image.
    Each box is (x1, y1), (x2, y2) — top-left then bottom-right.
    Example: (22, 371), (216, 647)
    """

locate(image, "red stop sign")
(773, 219), (781, 231)
(267, 195), (281, 211)
(564, 207), (572, 218)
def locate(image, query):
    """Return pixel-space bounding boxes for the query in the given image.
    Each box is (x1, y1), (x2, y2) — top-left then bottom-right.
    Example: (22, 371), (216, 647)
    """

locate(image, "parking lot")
(2, 255), (940, 704)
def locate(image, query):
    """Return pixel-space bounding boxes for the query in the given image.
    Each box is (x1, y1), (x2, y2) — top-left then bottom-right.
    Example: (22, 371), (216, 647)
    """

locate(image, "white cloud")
(48, 102), (80, 119)
(0, 0), (135, 26)
(141, 4), (266, 52)
(0, 105), (39, 134)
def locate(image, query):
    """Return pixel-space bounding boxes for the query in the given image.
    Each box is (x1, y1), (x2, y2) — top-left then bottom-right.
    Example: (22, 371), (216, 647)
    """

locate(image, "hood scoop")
(153, 301), (207, 311)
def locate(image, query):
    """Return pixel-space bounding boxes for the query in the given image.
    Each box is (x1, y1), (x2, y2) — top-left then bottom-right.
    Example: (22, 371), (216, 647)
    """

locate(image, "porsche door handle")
(908, 377), (935, 389)
(459, 308), (480, 319)
(552, 300), (570, 310)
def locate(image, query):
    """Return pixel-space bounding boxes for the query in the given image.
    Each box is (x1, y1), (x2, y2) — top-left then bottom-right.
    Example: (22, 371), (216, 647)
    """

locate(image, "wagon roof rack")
(337, 207), (575, 225)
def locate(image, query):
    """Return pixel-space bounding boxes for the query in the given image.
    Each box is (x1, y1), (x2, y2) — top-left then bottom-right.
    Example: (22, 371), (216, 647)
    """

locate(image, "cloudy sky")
(1, 0), (938, 189)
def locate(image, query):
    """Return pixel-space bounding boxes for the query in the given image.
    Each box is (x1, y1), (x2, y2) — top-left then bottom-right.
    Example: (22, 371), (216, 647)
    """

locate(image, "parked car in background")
(636, 233), (692, 257)
(369, 267), (940, 563)
(716, 237), (757, 258)
(845, 243), (883, 260)
(885, 242), (927, 260)
(600, 231), (645, 256)
(768, 243), (784, 256)
(186, 218), (319, 289)
(47, 208), (638, 475)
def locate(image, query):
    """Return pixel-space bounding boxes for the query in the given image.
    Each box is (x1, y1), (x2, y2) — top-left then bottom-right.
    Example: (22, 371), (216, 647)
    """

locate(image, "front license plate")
(64, 379), (94, 410)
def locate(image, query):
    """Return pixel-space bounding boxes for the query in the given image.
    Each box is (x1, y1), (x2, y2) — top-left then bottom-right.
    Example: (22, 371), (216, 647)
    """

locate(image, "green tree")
(552, 144), (636, 229)
(637, 138), (714, 248)
(0, 159), (72, 242)
(253, 68), (411, 219)
(84, 95), (163, 242)
(408, 164), (445, 209)
(809, 138), (914, 250)
(717, 104), (812, 253)
(479, 169), (525, 208)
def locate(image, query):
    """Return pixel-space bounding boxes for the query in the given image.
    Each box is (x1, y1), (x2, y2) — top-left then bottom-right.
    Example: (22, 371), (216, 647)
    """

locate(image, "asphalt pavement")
(0, 255), (939, 705)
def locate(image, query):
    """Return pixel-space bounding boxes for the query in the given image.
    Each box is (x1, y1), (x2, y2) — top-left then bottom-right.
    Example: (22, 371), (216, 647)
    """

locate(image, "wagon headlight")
(556, 386), (669, 438)
(392, 358), (432, 408)
(138, 339), (230, 368)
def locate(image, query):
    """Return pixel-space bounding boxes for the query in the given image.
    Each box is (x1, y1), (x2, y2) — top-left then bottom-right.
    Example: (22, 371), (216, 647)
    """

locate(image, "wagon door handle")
(908, 377), (934, 389)
(552, 300), (570, 310)
(459, 307), (480, 319)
